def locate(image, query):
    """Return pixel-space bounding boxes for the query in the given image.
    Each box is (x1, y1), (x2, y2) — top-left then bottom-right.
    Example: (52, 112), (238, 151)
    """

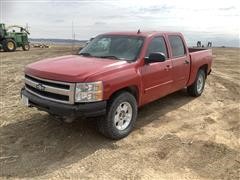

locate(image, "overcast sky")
(1, 0), (239, 46)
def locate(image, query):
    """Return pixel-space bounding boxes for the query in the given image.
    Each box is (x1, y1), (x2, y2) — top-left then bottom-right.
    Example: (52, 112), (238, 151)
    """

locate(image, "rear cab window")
(168, 35), (186, 58)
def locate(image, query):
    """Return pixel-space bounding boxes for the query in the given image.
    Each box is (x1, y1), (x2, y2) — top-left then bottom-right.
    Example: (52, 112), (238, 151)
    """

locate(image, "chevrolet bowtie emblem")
(36, 83), (46, 91)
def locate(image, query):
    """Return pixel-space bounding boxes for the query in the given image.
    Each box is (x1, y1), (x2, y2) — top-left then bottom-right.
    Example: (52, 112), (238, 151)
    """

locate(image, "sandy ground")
(0, 46), (239, 179)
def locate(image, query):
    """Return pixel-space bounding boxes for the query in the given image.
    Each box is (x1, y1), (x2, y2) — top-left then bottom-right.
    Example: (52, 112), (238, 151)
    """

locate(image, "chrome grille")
(24, 74), (75, 104)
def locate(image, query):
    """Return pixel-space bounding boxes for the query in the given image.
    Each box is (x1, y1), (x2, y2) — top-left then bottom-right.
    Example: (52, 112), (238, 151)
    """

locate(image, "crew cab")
(21, 31), (212, 139)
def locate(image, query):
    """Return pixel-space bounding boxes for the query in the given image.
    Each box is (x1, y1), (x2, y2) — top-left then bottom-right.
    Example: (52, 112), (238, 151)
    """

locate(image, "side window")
(146, 37), (168, 58)
(169, 35), (186, 57)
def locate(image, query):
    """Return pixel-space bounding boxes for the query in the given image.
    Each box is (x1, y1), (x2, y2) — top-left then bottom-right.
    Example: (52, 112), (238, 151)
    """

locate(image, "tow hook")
(63, 116), (75, 123)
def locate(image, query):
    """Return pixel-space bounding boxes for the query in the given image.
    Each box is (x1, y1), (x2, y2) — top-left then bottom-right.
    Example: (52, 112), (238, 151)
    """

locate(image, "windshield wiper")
(79, 52), (92, 57)
(98, 55), (120, 60)
(80, 54), (128, 61)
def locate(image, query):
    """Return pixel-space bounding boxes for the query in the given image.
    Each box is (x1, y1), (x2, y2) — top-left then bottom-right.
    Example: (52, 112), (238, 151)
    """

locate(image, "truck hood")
(25, 55), (129, 82)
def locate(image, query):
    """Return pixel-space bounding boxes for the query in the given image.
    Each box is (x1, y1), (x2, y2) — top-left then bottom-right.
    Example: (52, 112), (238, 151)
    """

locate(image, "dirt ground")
(0, 46), (239, 180)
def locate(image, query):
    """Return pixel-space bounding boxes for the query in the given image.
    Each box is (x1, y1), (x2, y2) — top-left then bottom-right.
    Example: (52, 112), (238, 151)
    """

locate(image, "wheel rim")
(197, 73), (204, 93)
(114, 102), (133, 131)
(8, 42), (14, 50)
(25, 44), (29, 50)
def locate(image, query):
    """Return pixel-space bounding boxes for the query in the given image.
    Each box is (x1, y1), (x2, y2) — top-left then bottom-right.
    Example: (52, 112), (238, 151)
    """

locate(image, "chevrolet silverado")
(21, 31), (213, 139)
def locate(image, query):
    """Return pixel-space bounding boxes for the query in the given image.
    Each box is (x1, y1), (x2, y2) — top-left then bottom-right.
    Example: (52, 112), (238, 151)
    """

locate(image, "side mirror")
(145, 52), (166, 64)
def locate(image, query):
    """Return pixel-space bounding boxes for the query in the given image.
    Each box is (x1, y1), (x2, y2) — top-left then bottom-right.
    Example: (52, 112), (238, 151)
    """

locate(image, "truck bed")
(188, 47), (209, 53)
(187, 48), (213, 86)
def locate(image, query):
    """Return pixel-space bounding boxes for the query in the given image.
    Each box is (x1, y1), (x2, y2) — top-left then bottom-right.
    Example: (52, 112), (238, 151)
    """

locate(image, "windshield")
(79, 35), (144, 61)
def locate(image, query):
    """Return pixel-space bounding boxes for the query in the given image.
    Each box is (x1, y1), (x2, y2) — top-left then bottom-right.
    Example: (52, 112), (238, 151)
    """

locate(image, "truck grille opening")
(26, 84), (69, 101)
(24, 74), (75, 104)
(25, 75), (70, 89)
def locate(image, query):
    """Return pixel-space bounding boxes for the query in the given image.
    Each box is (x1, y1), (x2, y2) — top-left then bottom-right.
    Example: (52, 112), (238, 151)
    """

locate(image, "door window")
(169, 35), (186, 57)
(146, 37), (168, 58)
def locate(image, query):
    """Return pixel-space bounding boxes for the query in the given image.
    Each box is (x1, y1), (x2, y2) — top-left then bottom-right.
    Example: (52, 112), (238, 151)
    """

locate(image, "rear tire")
(3, 39), (16, 52)
(187, 69), (206, 97)
(97, 92), (137, 140)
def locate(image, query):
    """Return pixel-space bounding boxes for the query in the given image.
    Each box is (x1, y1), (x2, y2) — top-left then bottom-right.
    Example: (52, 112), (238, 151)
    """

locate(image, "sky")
(0, 0), (239, 46)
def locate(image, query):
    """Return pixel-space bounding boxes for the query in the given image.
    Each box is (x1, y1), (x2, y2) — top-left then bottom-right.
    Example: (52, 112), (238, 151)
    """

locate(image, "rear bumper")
(21, 88), (107, 117)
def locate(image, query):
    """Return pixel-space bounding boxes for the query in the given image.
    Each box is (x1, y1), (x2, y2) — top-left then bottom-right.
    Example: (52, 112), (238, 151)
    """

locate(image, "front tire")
(97, 92), (137, 140)
(22, 43), (30, 51)
(187, 69), (206, 97)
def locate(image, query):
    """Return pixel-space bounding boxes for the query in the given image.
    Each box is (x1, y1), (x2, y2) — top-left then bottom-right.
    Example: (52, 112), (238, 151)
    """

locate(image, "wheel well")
(3, 38), (15, 43)
(108, 86), (139, 104)
(199, 64), (208, 77)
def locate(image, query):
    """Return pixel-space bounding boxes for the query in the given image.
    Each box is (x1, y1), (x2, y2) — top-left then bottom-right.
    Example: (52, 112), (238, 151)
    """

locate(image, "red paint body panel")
(25, 55), (130, 82)
(187, 49), (213, 86)
(25, 31), (213, 107)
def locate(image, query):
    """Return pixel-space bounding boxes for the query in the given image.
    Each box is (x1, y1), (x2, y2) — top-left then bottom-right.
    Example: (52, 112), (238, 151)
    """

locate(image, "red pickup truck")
(21, 31), (212, 139)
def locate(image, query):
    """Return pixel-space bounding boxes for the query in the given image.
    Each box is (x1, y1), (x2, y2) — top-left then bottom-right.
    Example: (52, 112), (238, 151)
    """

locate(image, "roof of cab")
(102, 31), (181, 37)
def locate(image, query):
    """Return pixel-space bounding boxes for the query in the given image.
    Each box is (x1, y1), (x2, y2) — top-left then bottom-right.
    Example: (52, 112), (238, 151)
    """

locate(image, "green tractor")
(0, 23), (30, 52)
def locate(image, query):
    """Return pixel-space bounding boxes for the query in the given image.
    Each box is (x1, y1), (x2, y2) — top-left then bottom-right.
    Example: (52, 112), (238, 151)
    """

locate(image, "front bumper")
(21, 88), (107, 117)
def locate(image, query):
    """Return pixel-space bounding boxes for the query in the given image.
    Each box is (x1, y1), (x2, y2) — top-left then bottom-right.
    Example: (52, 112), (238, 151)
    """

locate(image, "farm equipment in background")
(0, 23), (30, 52)
(32, 43), (50, 48)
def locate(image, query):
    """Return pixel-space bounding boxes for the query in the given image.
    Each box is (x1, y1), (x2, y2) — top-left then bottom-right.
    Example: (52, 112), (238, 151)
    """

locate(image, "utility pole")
(26, 23), (29, 31)
(71, 21), (75, 54)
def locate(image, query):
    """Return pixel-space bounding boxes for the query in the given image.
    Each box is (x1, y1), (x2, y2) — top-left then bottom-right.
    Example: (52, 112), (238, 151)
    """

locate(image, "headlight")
(75, 81), (103, 102)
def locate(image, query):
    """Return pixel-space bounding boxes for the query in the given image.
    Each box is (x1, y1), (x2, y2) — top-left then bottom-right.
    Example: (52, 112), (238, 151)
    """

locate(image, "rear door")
(140, 36), (173, 104)
(168, 35), (190, 91)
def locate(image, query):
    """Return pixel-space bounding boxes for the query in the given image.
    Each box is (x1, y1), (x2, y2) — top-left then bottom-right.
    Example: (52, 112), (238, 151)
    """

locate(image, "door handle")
(184, 60), (190, 64)
(164, 65), (172, 71)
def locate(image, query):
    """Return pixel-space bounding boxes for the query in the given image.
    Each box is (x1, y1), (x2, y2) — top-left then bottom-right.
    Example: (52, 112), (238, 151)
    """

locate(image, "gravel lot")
(0, 46), (239, 179)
